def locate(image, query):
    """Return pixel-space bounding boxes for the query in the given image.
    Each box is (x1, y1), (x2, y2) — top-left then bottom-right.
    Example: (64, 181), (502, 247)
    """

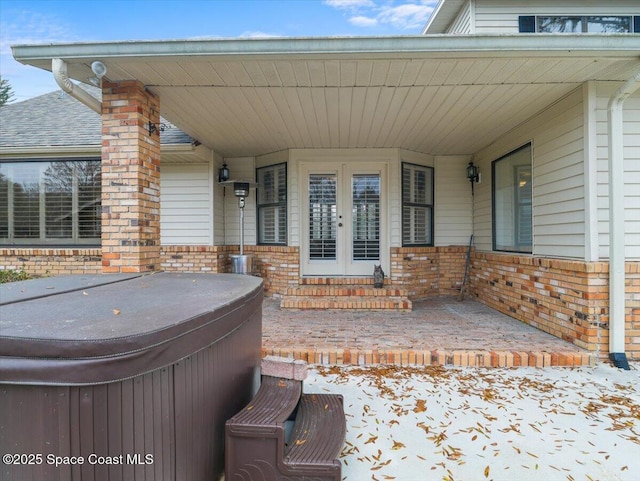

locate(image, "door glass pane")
(308, 174), (336, 260)
(352, 174), (380, 261)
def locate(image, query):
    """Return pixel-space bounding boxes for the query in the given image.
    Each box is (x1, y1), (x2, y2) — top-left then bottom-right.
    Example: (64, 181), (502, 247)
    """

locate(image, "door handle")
(338, 223), (343, 227)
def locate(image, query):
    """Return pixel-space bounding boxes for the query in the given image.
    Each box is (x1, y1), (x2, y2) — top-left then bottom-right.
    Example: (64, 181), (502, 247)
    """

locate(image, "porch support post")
(607, 66), (640, 369)
(101, 80), (161, 273)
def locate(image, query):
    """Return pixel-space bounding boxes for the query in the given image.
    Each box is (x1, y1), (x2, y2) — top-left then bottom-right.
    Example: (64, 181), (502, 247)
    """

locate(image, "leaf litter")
(313, 364), (640, 481)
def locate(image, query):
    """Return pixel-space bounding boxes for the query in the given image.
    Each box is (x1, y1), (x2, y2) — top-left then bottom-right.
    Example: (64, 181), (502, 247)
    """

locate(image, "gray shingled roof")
(0, 84), (192, 148)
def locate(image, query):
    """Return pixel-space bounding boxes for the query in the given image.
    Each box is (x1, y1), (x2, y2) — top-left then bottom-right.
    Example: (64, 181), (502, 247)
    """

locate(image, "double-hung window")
(402, 162), (434, 246)
(492, 144), (532, 253)
(0, 159), (101, 245)
(256, 163), (287, 245)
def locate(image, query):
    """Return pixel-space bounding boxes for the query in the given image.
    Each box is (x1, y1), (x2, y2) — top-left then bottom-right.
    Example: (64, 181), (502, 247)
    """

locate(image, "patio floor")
(261, 297), (593, 367)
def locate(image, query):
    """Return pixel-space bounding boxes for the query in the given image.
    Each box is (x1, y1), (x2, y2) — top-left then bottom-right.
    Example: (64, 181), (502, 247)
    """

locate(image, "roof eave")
(12, 34), (640, 71)
(0, 143), (195, 157)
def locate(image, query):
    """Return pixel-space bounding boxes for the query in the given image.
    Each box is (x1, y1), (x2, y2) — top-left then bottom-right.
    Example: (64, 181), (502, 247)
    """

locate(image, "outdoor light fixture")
(147, 121), (167, 136)
(466, 161), (480, 195)
(88, 60), (107, 86)
(218, 163), (230, 183)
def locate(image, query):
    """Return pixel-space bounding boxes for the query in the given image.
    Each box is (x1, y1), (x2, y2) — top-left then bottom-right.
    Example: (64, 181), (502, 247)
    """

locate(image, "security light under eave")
(91, 61), (107, 78)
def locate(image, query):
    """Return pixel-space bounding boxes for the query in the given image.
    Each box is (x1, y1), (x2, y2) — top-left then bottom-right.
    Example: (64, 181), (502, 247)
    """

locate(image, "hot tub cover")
(0, 272), (263, 385)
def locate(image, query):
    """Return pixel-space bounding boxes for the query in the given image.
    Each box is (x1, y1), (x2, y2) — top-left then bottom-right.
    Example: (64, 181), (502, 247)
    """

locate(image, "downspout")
(52, 58), (102, 114)
(607, 66), (640, 370)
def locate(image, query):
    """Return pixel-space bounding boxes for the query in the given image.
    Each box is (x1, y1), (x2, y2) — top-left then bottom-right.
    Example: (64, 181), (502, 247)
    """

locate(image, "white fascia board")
(0, 146), (101, 158)
(12, 35), (640, 69)
(422, 0), (467, 34)
(0, 144), (194, 158)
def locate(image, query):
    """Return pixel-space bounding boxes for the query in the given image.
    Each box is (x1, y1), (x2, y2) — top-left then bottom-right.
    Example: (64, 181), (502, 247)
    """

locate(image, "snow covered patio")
(262, 297), (594, 367)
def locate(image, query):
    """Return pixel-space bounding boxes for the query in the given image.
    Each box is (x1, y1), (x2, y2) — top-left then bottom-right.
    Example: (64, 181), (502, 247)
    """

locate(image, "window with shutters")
(256, 163), (287, 245)
(492, 144), (532, 253)
(0, 159), (101, 245)
(401, 162), (434, 246)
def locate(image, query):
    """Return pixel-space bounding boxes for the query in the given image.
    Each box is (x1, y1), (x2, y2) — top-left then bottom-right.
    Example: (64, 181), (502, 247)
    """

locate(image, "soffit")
(13, 36), (640, 157)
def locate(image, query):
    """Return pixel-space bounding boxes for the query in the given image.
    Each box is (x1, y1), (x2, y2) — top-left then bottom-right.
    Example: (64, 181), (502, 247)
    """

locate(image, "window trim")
(256, 162), (288, 246)
(401, 161), (434, 247)
(491, 143), (533, 254)
(0, 158), (102, 246)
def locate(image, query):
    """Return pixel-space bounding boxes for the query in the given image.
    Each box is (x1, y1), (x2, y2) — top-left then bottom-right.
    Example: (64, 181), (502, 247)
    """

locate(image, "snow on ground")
(304, 363), (640, 481)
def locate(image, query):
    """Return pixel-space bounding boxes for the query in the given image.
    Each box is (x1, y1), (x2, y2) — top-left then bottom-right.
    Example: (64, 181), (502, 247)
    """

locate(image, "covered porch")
(261, 296), (593, 367)
(7, 34), (640, 362)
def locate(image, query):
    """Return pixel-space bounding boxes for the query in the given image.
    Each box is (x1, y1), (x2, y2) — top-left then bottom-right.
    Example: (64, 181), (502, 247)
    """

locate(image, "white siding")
(596, 83), (640, 260)
(223, 157), (256, 246)
(161, 163), (212, 245)
(434, 155), (473, 246)
(473, 87), (587, 258)
(473, 0), (639, 34)
(446, 1), (474, 34)
(213, 152), (226, 245)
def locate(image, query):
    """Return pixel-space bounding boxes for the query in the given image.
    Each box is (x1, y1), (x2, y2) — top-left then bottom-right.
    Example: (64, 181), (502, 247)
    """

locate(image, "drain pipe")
(607, 66), (640, 370)
(52, 58), (102, 114)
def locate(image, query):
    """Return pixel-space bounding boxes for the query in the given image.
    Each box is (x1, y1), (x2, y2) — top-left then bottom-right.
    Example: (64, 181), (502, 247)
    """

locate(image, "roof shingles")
(0, 85), (192, 149)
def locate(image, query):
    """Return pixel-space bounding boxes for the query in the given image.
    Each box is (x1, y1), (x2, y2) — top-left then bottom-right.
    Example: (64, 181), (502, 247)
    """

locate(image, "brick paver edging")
(262, 348), (594, 368)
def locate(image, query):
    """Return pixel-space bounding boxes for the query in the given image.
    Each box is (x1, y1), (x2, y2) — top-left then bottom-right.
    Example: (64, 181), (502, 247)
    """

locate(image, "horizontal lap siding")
(161, 163), (212, 245)
(473, 88), (586, 258)
(596, 84), (640, 260)
(474, 0), (640, 33)
(533, 97), (585, 258)
(434, 155), (473, 246)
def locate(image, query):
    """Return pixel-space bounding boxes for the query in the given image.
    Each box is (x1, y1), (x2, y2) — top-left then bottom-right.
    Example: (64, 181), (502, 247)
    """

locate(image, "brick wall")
(101, 81), (161, 273)
(160, 245), (231, 273)
(472, 253), (640, 360)
(245, 246), (300, 296)
(390, 246), (468, 299)
(159, 245), (300, 296)
(0, 248), (102, 276)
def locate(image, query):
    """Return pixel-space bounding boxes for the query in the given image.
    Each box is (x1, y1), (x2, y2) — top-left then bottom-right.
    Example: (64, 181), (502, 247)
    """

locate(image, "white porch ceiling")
(12, 36), (640, 157)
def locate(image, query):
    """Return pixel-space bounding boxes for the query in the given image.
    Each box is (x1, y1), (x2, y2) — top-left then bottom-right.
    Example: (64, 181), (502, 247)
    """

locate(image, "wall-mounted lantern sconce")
(218, 163), (230, 183)
(147, 121), (167, 136)
(466, 161), (480, 195)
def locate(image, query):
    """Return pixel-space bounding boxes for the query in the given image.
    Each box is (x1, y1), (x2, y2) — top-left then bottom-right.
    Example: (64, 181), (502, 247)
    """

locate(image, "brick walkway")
(261, 297), (593, 367)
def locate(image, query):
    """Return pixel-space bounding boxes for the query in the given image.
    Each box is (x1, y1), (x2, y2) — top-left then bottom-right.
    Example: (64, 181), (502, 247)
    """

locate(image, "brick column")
(101, 81), (161, 273)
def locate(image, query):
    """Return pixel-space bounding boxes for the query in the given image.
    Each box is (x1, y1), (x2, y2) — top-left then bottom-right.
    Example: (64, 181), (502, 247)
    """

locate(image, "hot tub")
(0, 272), (263, 481)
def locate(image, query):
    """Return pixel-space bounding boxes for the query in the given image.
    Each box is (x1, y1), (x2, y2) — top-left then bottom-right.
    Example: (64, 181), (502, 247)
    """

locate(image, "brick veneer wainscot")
(0, 249), (102, 276)
(472, 252), (640, 360)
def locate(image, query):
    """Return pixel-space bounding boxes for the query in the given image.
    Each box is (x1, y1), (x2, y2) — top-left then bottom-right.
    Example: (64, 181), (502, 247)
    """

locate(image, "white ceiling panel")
(13, 36), (639, 157)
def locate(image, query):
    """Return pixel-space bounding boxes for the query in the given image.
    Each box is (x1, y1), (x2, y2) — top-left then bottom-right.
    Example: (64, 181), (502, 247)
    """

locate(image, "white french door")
(301, 162), (387, 276)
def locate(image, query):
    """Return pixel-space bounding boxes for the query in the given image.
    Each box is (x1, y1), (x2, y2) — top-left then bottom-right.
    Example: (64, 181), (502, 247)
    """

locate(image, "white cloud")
(349, 16), (379, 27)
(378, 3), (434, 30)
(325, 0), (436, 31)
(239, 31), (282, 38)
(0, 9), (77, 101)
(324, 0), (376, 11)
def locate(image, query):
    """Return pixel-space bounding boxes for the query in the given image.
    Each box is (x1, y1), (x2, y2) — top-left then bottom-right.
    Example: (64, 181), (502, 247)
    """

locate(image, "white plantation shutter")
(0, 160), (101, 244)
(308, 174), (337, 259)
(352, 174), (380, 260)
(402, 163), (434, 246)
(257, 163), (287, 245)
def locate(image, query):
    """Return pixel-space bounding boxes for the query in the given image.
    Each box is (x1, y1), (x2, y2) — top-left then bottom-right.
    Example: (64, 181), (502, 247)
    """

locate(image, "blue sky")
(0, 0), (437, 102)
